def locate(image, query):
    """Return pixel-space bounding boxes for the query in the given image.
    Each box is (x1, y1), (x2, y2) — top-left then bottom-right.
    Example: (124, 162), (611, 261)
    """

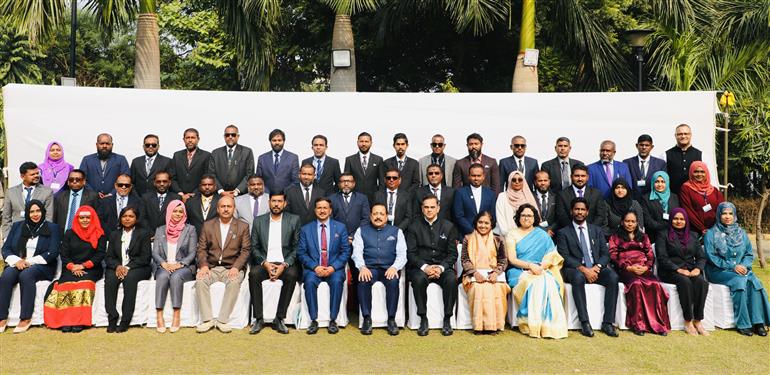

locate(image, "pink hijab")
(505, 171), (539, 218)
(165, 200), (187, 244)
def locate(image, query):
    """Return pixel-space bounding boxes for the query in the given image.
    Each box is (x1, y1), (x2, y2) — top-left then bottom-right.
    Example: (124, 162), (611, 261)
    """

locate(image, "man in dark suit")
(407, 195), (460, 336)
(499, 135), (539, 192)
(556, 197), (619, 338)
(666, 124), (702, 194)
(414, 164), (455, 223)
(555, 165), (608, 231)
(373, 168), (413, 232)
(97, 174), (144, 232)
(452, 133), (500, 195)
(256, 128), (300, 194)
(343, 132), (384, 203)
(171, 128), (211, 201)
(296, 197), (351, 334)
(533, 171), (557, 238)
(302, 134), (341, 194)
(140, 171), (174, 233)
(328, 173), (369, 238)
(383, 133), (421, 193)
(207, 124), (255, 198)
(285, 164), (327, 225)
(586, 140), (633, 199)
(185, 174), (220, 234)
(53, 169), (99, 232)
(623, 134), (667, 200)
(452, 163), (495, 235)
(248, 190), (301, 335)
(129, 134), (174, 196)
(79, 133), (130, 198)
(540, 136), (584, 192)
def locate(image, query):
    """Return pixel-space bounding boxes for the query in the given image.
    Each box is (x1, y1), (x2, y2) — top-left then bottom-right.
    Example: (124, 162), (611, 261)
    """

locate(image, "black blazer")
(52, 188), (100, 233)
(185, 194), (220, 234)
(412, 185), (455, 223)
(556, 223), (610, 269)
(641, 194), (680, 242)
(383, 156), (421, 193)
(302, 156), (342, 194)
(344, 153), (385, 203)
(105, 228), (152, 270)
(655, 230), (705, 276)
(250, 212), (301, 266)
(534, 190), (558, 233)
(96, 193), (144, 232)
(540, 157), (584, 193)
(555, 186), (607, 230)
(129, 154), (174, 196)
(405, 218), (459, 272)
(141, 191), (176, 233)
(171, 148), (212, 194)
(208, 145), (255, 193)
(285, 184), (327, 225)
(374, 189), (414, 231)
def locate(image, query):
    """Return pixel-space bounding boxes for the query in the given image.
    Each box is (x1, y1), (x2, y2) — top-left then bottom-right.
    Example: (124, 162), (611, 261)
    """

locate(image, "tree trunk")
(330, 14), (356, 92)
(757, 185), (768, 268)
(512, 0), (538, 92)
(134, 13), (161, 89)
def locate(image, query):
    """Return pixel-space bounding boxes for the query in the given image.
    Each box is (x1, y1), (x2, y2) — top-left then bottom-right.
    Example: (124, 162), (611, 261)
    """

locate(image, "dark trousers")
(104, 266), (151, 327)
(408, 268), (457, 318)
(249, 263), (300, 320)
(563, 267), (619, 324)
(0, 265), (52, 320)
(358, 267), (400, 318)
(303, 269), (346, 321)
(660, 272), (708, 321)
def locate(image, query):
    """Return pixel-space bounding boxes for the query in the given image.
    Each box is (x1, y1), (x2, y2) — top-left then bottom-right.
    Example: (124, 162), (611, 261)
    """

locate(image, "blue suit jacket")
(622, 155), (667, 200)
(297, 219), (351, 272)
(328, 191), (369, 235)
(256, 150), (300, 194)
(586, 160), (633, 199)
(452, 185), (495, 235)
(1, 221), (61, 275)
(79, 153), (130, 195)
(499, 155), (539, 192)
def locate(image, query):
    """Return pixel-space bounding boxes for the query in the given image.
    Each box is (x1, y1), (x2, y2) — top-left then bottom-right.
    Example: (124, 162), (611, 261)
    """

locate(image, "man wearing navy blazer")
(285, 164), (327, 225)
(302, 135), (341, 194)
(129, 134), (174, 196)
(170, 128), (212, 201)
(207, 125), (255, 197)
(556, 197), (619, 338)
(328, 173), (369, 238)
(499, 135), (539, 192)
(383, 133), (421, 193)
(586, 140), (633, 199)
(96, 174), (144, 232)
(413, 164), (455, 223)
(79, 133), (130, 198)
(452, 164), (495, 235)
(622, 134), (667, 200)
(296, 197), (351, 335)
(52, 169), (99, 233)
(344, 132), (385, 203)
(256, 129), (300, 194)
(540, 137), (584, 192)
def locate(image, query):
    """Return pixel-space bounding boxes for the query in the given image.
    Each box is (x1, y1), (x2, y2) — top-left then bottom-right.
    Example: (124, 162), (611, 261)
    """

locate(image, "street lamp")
(624, 29), (653, 91)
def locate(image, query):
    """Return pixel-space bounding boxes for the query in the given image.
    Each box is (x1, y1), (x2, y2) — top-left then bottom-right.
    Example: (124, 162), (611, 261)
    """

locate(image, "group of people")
(0, 124), (768, 338)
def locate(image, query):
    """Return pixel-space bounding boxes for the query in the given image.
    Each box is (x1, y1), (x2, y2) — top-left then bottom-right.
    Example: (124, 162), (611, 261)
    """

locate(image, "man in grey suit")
(207, 124), (255, 198)
(418, 134), (456, 187)
(1, 162), (54, 239)
(383, 133), (421, 193)
(248, 190), (301, 335)
(302, 135), (341, 194)
(540, 137), (584, 192)
(499, 135), (539, 192)
(234, 175), (269, 229)
(344, 132), (385, 203)
(256, 129), (300, 194)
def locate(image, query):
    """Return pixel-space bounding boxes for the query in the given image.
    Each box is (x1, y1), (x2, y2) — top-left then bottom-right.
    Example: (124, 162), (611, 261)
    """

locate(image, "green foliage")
(0, 22), (44, 86)
(319, 0), (379, 15)
(0, 0), (68, 44)
(731, 94), (770, 178)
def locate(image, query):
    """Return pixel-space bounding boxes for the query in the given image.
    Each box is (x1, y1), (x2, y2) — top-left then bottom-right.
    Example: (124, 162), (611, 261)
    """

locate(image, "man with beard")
(285, 164), (327, 225)
(185, 175), (220, 234)
(52, 169), (99, 233)
(344, 132), (385, 203)
(540, 137), (584, 192)
(79, 133), (130, 198)
(329, 173), (370, 240)
(256, 129), (300, 194)
(383, 133), (420, 193)
(129, 134), (174, 196)
(1, 162), (54, 238)
(555, 165), (608, 231)
(141, 171), (174, 233)
(234, 175), (269, 229)
(533, 170), (557, 237)
(302, 135), (342, 194)
(452, 133), (500, 195)
(207, 125), (255, 198)
(96, 174), (144, 232)
(587, 140), (633, 199)
(171, 128), (211, 202)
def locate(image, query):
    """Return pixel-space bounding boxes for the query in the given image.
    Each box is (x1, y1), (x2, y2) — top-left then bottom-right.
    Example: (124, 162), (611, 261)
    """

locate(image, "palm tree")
(511, 0), (537, 92)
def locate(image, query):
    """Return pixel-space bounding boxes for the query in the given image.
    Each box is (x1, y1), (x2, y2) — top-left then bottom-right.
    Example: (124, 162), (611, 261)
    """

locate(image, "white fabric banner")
(3, 84), (718, 187)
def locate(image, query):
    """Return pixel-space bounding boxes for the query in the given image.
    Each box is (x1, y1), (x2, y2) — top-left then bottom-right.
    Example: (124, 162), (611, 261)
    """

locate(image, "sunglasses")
(116, 183), (132, 188)
(385, 176), (399, 180)
(224, 133), (238, 138)
(68, 177), (83, 182)
(144, 143), (158, 148)
(427, 172), (441, 176)
(430, 143), (444, 147)
(511, 178), (524, 183)
(512, 144), (526, 149)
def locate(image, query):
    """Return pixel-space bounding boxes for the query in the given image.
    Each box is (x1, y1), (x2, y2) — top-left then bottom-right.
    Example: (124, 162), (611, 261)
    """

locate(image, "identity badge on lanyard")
(702, 193), (712, 212)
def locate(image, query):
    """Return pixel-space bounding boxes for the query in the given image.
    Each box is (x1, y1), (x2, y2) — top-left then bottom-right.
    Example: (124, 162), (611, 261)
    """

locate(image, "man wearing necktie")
(383, 133), (421, 193)
(302, 135), (343, 194)
(285, 164), (327, 225)
(555, 165), (608, 232)
(533, 170), (557, 237)
(207, 125), (255, 199)
(374, 169), (414, 231)
(129, 134), (173, 196)
(587, 140), (633, 199)
(413, 164), (455, 223)
(499, 135), (539, 192)
(234, 175), (269, 230)
(256, 129), (300, 195)
(556, 197), (619, 338)
(140, 172), (174, 233)
(1, 162), (54, 239)
(622, 134), (667, 200)
(96, 174), (144, 232)
(52, 169), (98, 234)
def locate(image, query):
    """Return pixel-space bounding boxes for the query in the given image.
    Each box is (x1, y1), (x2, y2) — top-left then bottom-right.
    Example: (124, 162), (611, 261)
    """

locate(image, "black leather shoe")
(117, 323), (129, 333)
(273, 319), (289, 334)
(250, 319), (264, 334)
(61, 326), (72, 333)
(632, 328), (645, 336)
(71, 326), (84, 333)
(360, 316), (373, 335)
(580, 322), (594, 337)
(737, 328), (753, 336)
(307, 320), (319, 335)
(658, 331), (668, 336)
(417, 317), (429, 336)
(601, 323), (618, 337)
(106, 325), (117, 333)
(328, 320), (339, 334)
(441, 318), (453, 336)
(387, 318), (399, 336)
(754, 325), (767, 337)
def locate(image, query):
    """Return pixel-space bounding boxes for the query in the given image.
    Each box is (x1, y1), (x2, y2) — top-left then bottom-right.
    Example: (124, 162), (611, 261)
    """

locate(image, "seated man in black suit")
(556, 197), (619, 338)
(97, 173), (143, 232)
(413, 164), (455, 223)
(374, 168), (413, 232)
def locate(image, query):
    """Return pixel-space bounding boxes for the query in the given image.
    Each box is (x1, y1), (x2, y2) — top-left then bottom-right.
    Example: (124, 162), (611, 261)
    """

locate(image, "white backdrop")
(3, 84), (718, 187)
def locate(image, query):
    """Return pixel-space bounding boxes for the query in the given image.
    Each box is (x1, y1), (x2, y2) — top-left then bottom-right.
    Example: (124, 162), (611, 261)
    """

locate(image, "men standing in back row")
(666, 124), (702, 194)
(499, 135), (538, 192)
(384, 133), (421, 193)
(623, 134), (667, 200)
(208, 125), (255, 198)
(344, 132), (384, 203)
(540, 137), (583, 192)
(79, 133), (130, 198)
(256, 129), (300, 194)
(418, 134), (456, 187)
(452, 133), (500, 195)
(586, 140), (632, 199)
(171, 128), (211, 201)
(302, 135), (341, 194)
(129, 134), (173, 196)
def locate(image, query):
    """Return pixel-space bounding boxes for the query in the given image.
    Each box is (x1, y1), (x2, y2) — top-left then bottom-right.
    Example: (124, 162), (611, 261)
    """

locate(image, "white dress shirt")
(266, 215), (284, 263)
(166, 242), (178, 264)
(470, 185), (482, 213)
(121, 229), (133, 267)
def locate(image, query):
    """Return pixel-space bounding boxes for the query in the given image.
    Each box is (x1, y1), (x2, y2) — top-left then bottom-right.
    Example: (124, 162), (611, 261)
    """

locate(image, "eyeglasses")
(339, 179), (355, 184)
(116, 183), (132, 188)
(68, 177), (83, 182)
(385, 176), (399, 181)
(144, 143), (158, 148)
(511, 178), (524, 183)
(427, 172), (441, 176)
(512, 144), (527, 149)
(224, 133), (238, 138)
(430, 143), (444, 147)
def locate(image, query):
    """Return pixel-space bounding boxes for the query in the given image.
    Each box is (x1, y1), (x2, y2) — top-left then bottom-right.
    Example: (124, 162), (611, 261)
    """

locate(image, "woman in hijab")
(606, 178), (645, 235)
(152, 200), (197, 333)
(679, 162), (724, 234)
(704, 202), (770, 336)
(495, 171), (538, 236)
(0, 200), (60, 333)
(655, 208), (709, 335)
(38, 141), (74, 193)
(642, 171), (680, 243)
(44, 206), (106, 332)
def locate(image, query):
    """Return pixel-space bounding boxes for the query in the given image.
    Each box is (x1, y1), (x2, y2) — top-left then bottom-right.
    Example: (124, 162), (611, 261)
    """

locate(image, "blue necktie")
(273, 153), (280, 173)
(24, 187), (32, 205)
(66, 191), (79, 230)
(315, 159), (323, 181)
(578, 226), (593, 267)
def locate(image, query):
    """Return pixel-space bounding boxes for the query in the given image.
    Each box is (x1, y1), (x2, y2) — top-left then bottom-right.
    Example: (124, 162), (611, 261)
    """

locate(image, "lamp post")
(624, 29), (653, 91)
(69, 0), (77, 79)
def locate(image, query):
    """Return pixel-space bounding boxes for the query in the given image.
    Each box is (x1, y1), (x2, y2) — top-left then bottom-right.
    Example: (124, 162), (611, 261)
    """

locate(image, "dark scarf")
(15, 200), (50, 258)
(609, 178), (633, 216)
(667, 207), (691, 249)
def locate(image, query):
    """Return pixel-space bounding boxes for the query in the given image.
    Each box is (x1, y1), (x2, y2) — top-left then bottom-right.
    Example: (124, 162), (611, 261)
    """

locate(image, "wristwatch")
(596, 264), (603, 269)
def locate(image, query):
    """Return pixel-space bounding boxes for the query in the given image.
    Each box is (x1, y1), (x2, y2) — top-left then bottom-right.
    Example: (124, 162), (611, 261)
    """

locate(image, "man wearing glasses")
(129, 134), (173, 196)
(413, 164), (455, 223)
(499, 135), (539, 192)
(52, 169), (99, 233)
(96, 173), (143, 231)
(418, 134), (456, 187)
(207, 125), (255, 199)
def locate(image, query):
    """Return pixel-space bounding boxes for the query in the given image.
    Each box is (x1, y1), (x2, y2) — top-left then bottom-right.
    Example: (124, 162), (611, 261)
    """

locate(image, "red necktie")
(320, 223), (328, 267)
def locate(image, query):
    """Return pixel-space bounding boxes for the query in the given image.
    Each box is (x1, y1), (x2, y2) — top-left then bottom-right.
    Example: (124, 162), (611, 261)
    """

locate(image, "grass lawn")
(1, 266), (769, 374)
